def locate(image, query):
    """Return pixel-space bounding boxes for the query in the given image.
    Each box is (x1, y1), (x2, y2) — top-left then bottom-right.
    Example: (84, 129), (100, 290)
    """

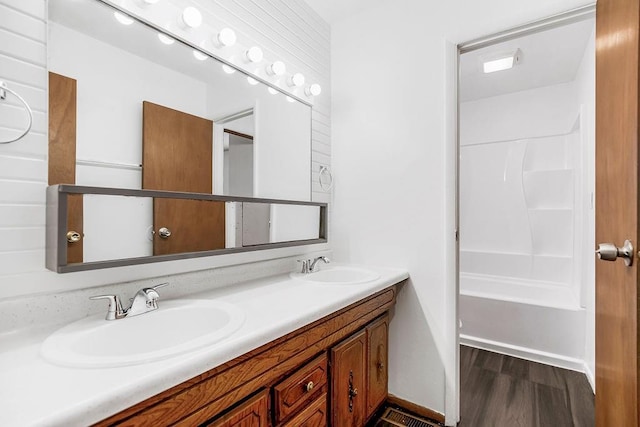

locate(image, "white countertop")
(0, 265), (408, 427)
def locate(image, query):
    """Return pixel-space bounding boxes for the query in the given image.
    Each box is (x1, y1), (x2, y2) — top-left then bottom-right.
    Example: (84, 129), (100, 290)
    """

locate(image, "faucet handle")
(297, 259), (310, 274)
(89, 294), (124, 320)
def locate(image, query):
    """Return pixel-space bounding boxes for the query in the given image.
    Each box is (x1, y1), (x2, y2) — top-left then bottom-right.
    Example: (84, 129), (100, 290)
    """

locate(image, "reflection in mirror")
(48, 0), (312, 201)
(46, 185), (327, 272)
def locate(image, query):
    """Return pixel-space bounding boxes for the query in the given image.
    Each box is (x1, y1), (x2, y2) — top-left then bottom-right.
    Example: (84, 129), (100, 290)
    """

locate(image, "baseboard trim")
(386, 394), (445, 424)
(583, 362), (595, 392)
(460, 334), (586, 373)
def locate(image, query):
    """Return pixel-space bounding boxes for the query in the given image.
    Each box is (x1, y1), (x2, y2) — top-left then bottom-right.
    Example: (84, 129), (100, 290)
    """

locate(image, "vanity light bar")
(135, 3), (322, 100)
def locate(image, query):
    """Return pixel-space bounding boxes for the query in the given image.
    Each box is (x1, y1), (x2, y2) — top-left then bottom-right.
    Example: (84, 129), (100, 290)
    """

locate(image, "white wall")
(331, 0), (591, 424)
(0, 0), (330, 300)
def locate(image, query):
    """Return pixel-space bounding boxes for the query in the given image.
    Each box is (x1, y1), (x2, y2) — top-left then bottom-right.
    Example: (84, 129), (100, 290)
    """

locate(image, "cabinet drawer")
(281, 393), (327, 427)
(202, 389), (269, 427)
(273, 353), (328, 423)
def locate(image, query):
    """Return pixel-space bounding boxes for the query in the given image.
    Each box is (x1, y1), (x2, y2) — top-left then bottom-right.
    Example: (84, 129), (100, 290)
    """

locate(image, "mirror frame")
(46, 185), (328, 273)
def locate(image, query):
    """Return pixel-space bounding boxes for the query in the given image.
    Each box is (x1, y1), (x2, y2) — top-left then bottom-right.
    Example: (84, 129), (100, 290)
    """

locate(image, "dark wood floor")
(460, 346), (594, 427)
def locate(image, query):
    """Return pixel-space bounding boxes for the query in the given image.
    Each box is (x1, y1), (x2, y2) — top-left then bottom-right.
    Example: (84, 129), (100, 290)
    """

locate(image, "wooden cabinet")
(366, 314), (389, 419)
(204, 390), (269, 427)
(273, 353), (328, 424)
(281, 394), (327, 427)
(94, 285), (399, 427)
(331, 330), (367, 426)
(331, 313), (389, 426)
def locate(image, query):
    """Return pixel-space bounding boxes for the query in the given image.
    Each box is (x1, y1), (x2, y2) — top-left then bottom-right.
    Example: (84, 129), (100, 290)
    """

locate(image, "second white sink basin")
(41, 299), (245, 368)
(290, 266), (380, 285)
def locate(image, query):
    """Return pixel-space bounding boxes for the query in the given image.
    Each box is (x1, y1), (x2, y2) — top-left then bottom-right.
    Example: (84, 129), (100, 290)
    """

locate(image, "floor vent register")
(374, 407), (441, 427)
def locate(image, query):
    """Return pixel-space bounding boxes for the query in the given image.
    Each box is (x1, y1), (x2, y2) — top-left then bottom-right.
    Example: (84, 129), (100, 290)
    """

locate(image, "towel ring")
(319, 165), (333, 191)
(0, 81), (33, 144)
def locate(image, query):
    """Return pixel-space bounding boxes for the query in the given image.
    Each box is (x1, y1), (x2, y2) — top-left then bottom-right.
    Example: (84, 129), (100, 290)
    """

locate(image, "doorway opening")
(456, 5), (595, 425)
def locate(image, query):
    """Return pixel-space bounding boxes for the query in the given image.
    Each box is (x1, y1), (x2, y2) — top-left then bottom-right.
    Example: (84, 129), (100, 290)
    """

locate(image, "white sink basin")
(41, 299), (245, 368)
(290, 266), (380, 285)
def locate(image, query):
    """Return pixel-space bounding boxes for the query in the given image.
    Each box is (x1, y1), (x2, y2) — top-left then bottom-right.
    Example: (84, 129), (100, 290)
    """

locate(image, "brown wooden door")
(366, 315), (388, 419)
(595, 0), (640, 425)
(205, 390), (269, 427)
(48, 72), (83, 264)
(142, 101), (225, 254)
(331, 330), (366, 427)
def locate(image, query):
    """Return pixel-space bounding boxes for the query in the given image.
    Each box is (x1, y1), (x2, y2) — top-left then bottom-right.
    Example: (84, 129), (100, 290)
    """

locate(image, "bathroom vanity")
(0, 266), (408, 427)
(95, 286), (395, 426)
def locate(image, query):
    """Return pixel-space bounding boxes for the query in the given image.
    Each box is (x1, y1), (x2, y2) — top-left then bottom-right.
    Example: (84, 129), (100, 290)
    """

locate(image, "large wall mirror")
(47, 185), (326, 273)
(46, 0), (322, 272)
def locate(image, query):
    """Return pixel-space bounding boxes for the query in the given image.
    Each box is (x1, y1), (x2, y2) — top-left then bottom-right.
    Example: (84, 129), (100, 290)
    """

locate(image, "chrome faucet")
(297, 256), (331, 274)
(310, 256), (330, 272)
(90, 283), (169, 320)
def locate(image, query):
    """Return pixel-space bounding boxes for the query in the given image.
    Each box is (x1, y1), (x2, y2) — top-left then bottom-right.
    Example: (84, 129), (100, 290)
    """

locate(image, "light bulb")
(158, 33), (175, 45)
(247, 77), (259, 85)
(266, 61), (286, 76)
(193, 50), (208, 61)
(143, 0), (159, 4)
(286, 96), (295, 103)
(305, 83), (322, 97)
(268, 87), (278, 95)
(216, 28), (236, 47)
(114, 11), (134, 25)
(288, 72), (305, 87)
(245, 47), (264, 63)
(222, 64), (236, 74)
(181, 7), (202, 29)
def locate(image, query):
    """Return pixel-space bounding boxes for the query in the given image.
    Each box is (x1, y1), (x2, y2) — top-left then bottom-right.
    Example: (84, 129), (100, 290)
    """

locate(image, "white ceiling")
(301, 0), (381, 25)
(460, 18), (595, 102)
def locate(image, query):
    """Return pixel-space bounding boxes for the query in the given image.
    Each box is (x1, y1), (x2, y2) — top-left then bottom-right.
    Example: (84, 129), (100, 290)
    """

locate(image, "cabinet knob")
(305, 381), (314, 392)
(377, 361), (385, 371)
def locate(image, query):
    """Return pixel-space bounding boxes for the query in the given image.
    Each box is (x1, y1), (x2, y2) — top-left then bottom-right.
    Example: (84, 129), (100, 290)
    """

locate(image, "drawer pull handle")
(305, 381), (314, 392)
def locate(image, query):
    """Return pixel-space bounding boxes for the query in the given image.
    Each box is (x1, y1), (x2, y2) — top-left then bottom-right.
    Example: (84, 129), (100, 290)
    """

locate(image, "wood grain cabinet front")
(204, 390), (269, 427)
(366, 314), (389, 419)
(281, 393), (327, 427)
(331, 329), (367, 427)
(273, 353), (328, 424)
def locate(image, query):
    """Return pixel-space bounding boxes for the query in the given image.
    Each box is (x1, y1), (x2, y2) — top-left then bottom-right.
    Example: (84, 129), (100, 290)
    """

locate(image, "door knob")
(66, 231), (81, 243)
(158, 227), (171, 239)
(596, 240), (633, 266)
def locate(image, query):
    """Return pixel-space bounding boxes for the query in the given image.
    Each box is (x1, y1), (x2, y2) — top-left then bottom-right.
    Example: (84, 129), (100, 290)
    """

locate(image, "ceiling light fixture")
(216, 28), (236, 47)
(266, 61), (286, 76)
(268, 87), (278, 95)
(247, 77), (259, 85)
(287, 72), (305, 87)
(181, 7), (202, 29)
(114, 11), (134, 25)
(483, 49), (521, 74)
(305, 83), (322, 97)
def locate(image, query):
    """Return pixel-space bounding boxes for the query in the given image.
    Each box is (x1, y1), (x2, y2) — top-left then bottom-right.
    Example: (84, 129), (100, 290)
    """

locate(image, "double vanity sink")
(0, 263), (405, 426)
(41, 265), (381, 369)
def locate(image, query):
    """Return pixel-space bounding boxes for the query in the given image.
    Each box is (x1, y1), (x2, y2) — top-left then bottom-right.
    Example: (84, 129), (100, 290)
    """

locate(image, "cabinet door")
(205, 390), (269, 427)
(331, 329), (366, 427)
(366, 314), (389, 419)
